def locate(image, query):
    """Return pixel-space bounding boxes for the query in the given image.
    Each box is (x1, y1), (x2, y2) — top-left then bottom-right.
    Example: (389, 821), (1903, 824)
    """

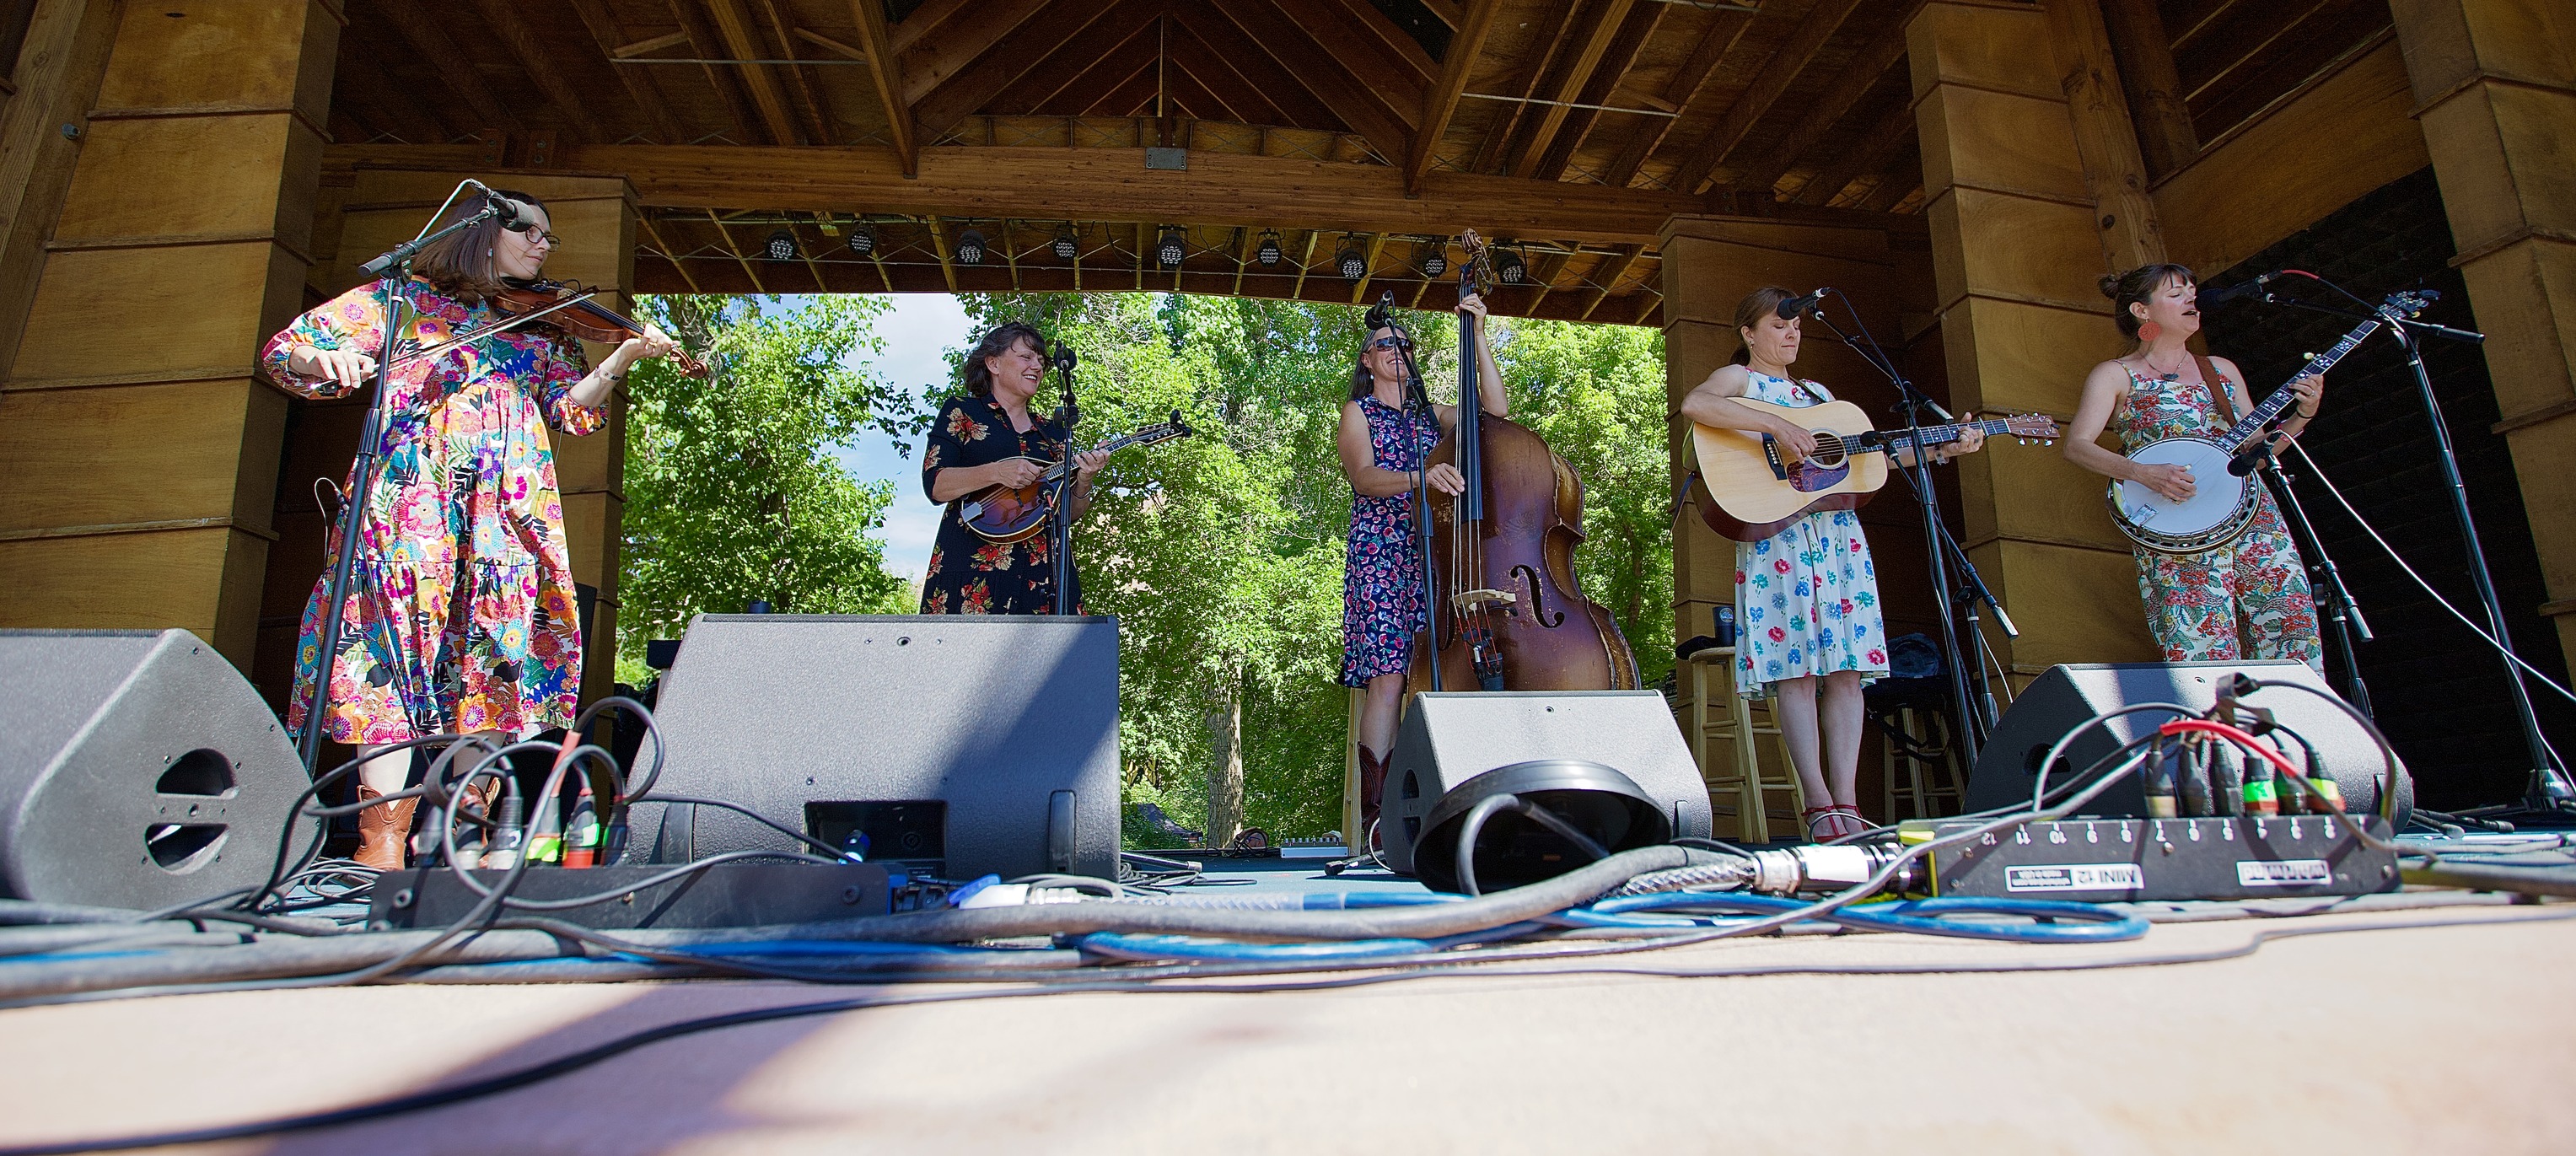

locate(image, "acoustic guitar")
(954, 411), (1191, 543)
(1691, 398), (2060, 541)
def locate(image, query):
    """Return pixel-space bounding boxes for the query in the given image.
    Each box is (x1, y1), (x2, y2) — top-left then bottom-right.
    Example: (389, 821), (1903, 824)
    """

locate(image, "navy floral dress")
(919, 393), (1073, 615)
(1342, 395), (1443, 686)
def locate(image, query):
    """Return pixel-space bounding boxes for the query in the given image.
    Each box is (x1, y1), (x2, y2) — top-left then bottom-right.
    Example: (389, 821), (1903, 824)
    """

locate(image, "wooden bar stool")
(1682, 646), (1804, 844)
(1874, 697), (1966, 822)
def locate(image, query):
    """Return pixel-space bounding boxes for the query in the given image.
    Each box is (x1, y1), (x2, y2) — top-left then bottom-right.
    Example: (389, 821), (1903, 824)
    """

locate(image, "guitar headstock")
(1999, 412), (2062, 445)
(2383, 289), (2435, 319)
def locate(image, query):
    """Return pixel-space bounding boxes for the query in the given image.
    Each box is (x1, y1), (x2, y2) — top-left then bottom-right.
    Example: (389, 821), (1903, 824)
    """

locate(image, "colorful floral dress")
(259, 277), (604, 745)
(1734, 373), (1889, 695)
(1342, 395), (1444, 686)
(919, 394), (1075, 615)
(2109, 365), (2322, 669)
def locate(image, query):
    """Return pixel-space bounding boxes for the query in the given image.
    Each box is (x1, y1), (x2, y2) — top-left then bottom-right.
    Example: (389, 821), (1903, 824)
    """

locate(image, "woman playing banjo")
(2063, 263), (2325, 669)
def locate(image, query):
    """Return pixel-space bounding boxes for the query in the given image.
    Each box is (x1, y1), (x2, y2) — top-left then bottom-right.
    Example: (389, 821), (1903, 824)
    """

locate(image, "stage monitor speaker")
(1964, 660), (2411, 823)
(1380, 691), (1712, 875)
(0, 629), (304, 909)
(639, 614), (1120, 880)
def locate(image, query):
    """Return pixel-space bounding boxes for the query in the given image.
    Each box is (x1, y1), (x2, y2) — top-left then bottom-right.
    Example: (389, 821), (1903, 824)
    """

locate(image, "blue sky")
(828, 293), (971, 582)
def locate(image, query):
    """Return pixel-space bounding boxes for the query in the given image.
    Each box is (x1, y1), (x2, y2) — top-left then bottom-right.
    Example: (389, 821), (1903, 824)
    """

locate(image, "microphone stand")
(1377, 295), (1444, 693)
(1048, 341), (1083, 615)
(1803, 293), (2007, 761)
(2232, 430), (2376, 715)
(2242, 280), (2567, 813)
(295, 196), (510, 775)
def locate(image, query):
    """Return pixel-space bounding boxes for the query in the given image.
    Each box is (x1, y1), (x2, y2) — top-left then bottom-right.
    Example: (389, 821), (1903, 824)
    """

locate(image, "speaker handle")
(1046, 790), (1077, 873)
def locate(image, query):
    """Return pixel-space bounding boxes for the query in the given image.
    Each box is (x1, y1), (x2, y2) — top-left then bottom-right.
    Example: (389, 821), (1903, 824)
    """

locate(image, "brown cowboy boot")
(354, 782), (419, 872)
(1358, 746), (1390, 840)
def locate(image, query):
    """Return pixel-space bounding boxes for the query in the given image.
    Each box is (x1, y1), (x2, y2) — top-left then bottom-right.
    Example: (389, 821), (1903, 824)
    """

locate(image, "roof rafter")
(466, 0), (607, 142)
(568, 0), (690, 143)
(753, 0), (838, 144)
(1730, 4), (1917, 194)
(1527, 0), (1664, 182)
(901, 0), (1057, 110)
(846, 0), (918, 175)
(1790, 94), (1914, 207)
(1600, 5), (1756, 187)
(698, 0), (805, 144)
(1406, 0), (1503, 196)
(915, 0), (1130, 141)
(1507, 0), (1641, 179)
(664, 0), (766, 143)
(1670, 0), (1869, 195)
(374, 1), (523, 134)
(1205, 0), (1412, 161)
(988, 0), (1159, 117)
(1168, 3), (1342, 132)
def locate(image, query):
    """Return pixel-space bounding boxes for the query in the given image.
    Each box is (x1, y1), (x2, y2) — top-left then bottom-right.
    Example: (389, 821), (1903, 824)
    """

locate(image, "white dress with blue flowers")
(1734, 372), (1890, 696)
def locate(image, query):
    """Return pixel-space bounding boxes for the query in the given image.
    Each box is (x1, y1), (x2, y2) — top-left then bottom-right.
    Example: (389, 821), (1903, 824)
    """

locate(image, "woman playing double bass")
(1337, 294), (1504, 832)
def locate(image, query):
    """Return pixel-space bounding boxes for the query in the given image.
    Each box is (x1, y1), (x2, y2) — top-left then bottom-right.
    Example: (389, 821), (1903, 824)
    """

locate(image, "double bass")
(1406, 231), (1640, 696)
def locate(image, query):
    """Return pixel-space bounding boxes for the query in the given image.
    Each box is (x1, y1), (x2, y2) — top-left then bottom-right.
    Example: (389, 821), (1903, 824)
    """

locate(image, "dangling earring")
(486, 248), (496, 257)
(2137, 320), (2162, 344)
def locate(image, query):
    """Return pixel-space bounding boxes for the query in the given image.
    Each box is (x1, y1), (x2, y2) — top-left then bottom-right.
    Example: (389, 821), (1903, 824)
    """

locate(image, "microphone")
(1051, 340), (1078, 374)
(1364, 291), (1395, 333)
(2228, 431), (2283, 477)
(1777, 288), (1828, 320)
(2198, 272), (2278, 308)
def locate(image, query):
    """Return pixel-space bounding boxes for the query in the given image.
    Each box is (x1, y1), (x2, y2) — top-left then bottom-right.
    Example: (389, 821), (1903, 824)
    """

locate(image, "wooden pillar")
(2389, 0), (2576, 665)
(2043, 0), (2165, 270)
(1909, 0), (2160, 679)
(0, 1), (340, 673)
(266, 167), (637, 711)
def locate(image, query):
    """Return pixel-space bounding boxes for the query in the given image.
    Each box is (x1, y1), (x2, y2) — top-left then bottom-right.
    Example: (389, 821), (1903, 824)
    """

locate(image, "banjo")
(2109, 290), (2429, 554)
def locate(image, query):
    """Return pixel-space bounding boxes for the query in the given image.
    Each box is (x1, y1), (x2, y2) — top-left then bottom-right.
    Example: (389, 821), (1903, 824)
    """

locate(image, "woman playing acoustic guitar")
(1679, 286), (1983, 841)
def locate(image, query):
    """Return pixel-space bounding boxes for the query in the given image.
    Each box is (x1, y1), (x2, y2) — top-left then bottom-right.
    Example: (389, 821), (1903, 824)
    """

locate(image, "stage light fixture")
(764, 229), (797, 262)
(1419, 240), (1448, 278)
(1336, 238), (1368, 281)
(1052, 224), (1078, 261)
(1256, 229), (1282, 266)
(1494, 246), (1527, 285)
(1157, 226), (1186, 268)
(847, 223), (874, 257)
(955, 228), (987, 265)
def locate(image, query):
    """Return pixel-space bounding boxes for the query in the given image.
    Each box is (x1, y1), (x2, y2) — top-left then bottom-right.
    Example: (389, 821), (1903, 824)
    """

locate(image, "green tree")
(617, 295), (917, 680)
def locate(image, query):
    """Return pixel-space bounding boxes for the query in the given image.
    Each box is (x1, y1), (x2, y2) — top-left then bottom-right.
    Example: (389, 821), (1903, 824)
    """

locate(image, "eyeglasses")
(1366, 335), (1407, 351)
(503, 220), (563, 250)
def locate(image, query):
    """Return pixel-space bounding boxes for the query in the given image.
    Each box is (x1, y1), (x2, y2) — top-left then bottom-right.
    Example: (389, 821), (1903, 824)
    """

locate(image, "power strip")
(1901, 815), (2400, 901)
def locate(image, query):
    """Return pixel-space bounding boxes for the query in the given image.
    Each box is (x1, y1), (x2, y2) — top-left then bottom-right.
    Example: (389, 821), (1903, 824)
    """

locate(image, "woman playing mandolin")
(2063, 264), (2324, 670)
(1338, 293), (1506, 835)
(1680, 287), (1983, 841)
(919, 321), (1108, 615)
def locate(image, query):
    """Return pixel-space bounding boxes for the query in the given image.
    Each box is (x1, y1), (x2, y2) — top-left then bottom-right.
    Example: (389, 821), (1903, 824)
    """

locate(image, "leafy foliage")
(617, 295), (918, 680)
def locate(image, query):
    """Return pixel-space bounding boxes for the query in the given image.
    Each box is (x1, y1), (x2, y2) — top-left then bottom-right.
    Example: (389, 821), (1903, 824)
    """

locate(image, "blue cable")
(1582, 893), (2148, 943)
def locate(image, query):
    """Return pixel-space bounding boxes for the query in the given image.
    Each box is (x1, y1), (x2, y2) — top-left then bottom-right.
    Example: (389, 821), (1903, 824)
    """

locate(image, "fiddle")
(492, 277), (712, 378)
(384, 277), (711, 379)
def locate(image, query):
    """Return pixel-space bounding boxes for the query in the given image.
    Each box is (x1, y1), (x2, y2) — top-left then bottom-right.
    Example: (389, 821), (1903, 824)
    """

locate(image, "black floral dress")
(919, 393), (1074, 615)
(1341, 395), (1443, 686)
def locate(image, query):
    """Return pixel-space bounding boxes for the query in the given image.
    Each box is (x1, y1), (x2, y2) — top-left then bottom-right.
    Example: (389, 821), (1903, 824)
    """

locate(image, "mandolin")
(954, 411), (1191, 543)
(1691, 399), (2060, 541)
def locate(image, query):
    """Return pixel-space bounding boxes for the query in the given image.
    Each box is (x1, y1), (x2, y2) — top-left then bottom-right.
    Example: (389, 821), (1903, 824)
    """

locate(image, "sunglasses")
(1366, 335), (1407, 351)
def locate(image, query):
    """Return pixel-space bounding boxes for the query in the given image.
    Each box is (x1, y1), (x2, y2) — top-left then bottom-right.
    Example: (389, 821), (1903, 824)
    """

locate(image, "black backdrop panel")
(639, 615), (1121, 880)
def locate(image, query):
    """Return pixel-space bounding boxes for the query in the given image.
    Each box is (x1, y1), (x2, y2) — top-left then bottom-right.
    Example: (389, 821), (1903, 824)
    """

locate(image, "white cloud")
(835, 294), (973, 582)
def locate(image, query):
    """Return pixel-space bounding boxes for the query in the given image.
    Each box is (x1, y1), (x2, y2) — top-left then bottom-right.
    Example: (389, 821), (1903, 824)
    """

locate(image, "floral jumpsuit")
(2109, 366), (2323, 670)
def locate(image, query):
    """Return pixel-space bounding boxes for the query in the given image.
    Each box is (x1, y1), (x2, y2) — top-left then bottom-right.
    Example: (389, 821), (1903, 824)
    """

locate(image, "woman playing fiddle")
(1680, 287), (1984, 841)
(1339, 293), (1505, 836)
(259, 189), (680, 870)
(918, 321), (1109, 615)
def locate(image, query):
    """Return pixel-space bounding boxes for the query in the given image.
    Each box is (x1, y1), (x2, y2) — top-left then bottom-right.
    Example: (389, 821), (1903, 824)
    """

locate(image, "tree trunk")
(1205, 664), (1245, 847)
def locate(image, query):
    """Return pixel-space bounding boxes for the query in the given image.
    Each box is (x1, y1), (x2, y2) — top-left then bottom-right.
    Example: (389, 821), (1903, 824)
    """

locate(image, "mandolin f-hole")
(1512, 564), (1563, 627)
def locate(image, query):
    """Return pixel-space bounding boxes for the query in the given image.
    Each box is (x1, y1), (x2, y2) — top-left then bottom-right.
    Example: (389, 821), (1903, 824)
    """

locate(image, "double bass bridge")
(1453, 588), (1519, 614)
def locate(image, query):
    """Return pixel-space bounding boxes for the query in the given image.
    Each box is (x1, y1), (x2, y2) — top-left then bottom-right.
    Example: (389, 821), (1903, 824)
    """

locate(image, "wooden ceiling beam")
(1405, 0), (1503, 196)
(914, 0), (1131, 141)
(1053, 35), (1159, 117)
(567, 0), (691, 143)
(463, 0), (607, 142)
(665, 0), (766, 143)
(1162, 48), (1256, 125)
(890, 0), (975, 57)
(846, 0), (919, 175)
(1669, 0), (1867, 195)
(1352, 232), (1388, 304)
(1576, 243), (1643, 320)
(1168, 3), (1341, 132)
(756, 0), (839, 144)
(1315, 0), (1439, 82)
(698, 0), (806, 144)
(1469, 0), (1578, 174)
(997, 6), (1158, 118)
(1167, 24), (1291, 127)
(1729, 6), (1912, 195)
(1507, 0), (1639, 179)
(334, 27), (451, 145)
(1527, 0), (1664, 182)
(1600, 5), (1755, 187)
(923, 216), (960, 292)
(332, 141), (1706, 244)
(1789, 95), (1913, 207)
(2100, 0), (2200, 176)
(703, 209), (767, 293)
(1272, 0), (1426, 127)
(374, 1), (524, 134)
(900, 0), (1057, 110)
(1205, 0), (1412, 161)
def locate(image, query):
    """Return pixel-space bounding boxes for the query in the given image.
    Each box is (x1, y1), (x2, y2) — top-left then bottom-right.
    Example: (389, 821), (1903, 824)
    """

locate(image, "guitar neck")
(2214, 319), (2380, 448)
(1867, 417), (2016, 454)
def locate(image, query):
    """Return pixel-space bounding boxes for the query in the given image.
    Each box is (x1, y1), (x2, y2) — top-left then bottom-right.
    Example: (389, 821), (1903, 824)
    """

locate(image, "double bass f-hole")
(1510, 563), (1562, 627)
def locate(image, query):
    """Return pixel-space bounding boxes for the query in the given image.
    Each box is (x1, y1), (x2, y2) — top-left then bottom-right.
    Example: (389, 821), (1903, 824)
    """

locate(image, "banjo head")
(2111, 438), (2253, 548)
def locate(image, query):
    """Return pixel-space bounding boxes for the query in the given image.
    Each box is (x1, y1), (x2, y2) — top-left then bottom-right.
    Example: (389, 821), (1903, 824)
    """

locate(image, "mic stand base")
(2251, 454), (2374, 717)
